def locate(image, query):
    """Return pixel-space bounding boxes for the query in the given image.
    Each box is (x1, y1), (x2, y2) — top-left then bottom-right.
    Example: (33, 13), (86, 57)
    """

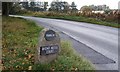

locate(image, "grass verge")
(21, 11), (119, 28)
(2, 16), (43, 70)
(2, 16), (94, 71)
(37, 15), (119, 28)
(33, 41), (95, 71)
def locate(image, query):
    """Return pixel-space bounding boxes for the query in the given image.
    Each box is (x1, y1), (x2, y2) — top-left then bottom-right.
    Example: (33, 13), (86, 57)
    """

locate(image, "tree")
(29, 2), (36, 11)
(30, 2), (36, 7)
(62, 2), (70, 13)
(71, 2), (76, 9)
(70, 2), (78, 13)
(9, 2), (23, 14)
(89, 5), (110, 11)
(2, 2), (13, 16)
(104, 9), (111, 14)
(44, 2), (48, 11)
(21, 2), (29, 9)
(49, 1), (70, 13)
(80, 6), (92, 16)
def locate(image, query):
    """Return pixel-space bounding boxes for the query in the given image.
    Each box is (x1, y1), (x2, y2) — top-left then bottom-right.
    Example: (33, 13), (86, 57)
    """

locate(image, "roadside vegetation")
(2, 16), (94, 71)
(2, 16), (43, 70)
(2, 2), (119, 28)
(22, 11), (119, 28)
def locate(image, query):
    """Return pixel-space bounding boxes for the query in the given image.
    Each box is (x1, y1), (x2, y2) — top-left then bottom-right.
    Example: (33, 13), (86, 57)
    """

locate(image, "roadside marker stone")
(35, 28), (60, 64)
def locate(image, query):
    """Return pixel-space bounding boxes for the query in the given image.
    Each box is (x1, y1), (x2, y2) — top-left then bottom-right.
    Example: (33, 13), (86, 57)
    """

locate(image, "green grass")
(37, 15), (119, 28)
(2, 16), (43, 70)
(33, 41), (95, 71)
(2, 16), (94, 71)
(21, 11), (119, 28)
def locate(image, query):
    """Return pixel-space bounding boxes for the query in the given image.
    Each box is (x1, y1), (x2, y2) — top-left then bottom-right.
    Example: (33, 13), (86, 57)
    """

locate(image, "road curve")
(10, 15), (118, 70)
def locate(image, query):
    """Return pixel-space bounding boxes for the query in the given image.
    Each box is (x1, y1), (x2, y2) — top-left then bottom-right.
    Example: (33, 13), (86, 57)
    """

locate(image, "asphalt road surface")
(10, 15), (119, 70)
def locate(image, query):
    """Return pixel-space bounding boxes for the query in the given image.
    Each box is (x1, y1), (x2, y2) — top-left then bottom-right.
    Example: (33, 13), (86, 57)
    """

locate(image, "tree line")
(2, 1), (78, 16)
(2, 1), (119, 23)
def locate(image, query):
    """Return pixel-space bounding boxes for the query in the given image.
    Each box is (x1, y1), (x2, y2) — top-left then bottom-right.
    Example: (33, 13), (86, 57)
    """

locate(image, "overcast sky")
(36, 0), (119, 9)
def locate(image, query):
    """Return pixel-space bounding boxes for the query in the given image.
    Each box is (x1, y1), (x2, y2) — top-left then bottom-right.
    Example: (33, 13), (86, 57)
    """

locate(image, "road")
(10, 15), (118, 70)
